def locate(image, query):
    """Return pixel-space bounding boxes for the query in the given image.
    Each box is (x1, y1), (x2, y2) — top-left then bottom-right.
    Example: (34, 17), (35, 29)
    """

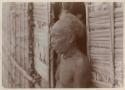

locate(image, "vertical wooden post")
(48, 2), (51, 88)
(49, 3), (55, 88)
(28, 3), (35, 88)
(85, 3), (91, 63)
(110, 3), (115, 87)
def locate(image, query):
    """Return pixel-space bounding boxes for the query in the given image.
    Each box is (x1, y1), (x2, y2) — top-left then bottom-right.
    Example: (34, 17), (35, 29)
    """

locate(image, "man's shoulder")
(77, 53), (89, 65)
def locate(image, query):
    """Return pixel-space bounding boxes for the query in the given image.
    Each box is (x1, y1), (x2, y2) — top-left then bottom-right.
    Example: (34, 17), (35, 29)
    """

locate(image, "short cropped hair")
(51, 13), (84, 45)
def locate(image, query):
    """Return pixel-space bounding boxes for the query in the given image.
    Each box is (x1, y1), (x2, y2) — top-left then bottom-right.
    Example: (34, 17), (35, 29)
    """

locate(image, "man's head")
(51, 14), (84, 54)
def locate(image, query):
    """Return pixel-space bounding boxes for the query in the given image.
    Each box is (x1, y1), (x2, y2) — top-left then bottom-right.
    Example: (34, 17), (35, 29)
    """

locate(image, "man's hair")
(51, 13), (84, 45)
(62, 3), (85, 16)
(62, 2), (86, 24)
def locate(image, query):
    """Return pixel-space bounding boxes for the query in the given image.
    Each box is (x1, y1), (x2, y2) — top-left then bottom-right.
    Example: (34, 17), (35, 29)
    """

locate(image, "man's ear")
(69, 34), (74, 44)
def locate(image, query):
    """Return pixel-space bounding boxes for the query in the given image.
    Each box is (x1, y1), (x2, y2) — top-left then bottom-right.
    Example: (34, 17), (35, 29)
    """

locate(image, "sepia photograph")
(2, 1), (124, 88)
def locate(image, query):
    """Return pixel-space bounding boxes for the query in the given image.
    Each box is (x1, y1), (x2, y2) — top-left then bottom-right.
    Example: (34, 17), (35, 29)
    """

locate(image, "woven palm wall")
(86, 2), (123, 87)
(2, 3), (33, 88)
(33, 3), (50, 87)
(114, 2), (123, 87)
(2, 2), (51, 88)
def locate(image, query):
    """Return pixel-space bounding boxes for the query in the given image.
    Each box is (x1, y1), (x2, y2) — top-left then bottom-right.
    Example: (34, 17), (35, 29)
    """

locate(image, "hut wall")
(2, 2), (51, 88)
(114, 2), (123, 87)
(2, 2), (123, 88)
(33, 3), (50, 88)
(86, 2), (123, 87)
(2, 3), (31, 88)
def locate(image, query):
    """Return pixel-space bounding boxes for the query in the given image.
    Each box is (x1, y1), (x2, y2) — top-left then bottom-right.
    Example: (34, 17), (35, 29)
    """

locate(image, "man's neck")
(62, 47), (79, 59)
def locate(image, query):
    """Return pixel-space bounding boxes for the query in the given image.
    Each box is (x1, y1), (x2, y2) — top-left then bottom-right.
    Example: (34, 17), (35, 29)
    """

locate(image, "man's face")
(51, 32), (69, 54)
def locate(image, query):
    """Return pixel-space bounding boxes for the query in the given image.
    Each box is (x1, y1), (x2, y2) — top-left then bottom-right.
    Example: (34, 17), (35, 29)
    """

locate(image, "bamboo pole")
(20, 4), (24, 87)
(115, 27), (123, 32)
(92, 64), (113, 73)
(114, 7), (123, 14)
(90, 53), (111, 58)
(114, 12), (123, 18)
(115, 17), (123, 22)
(5, 5), (9, 87)
(47, 2), (51, 88)
(89, 18), (110, 24)
(89, 32), (110, 37)
(25, 3), (30, 88)
(114, 32), (123, 37)
(115, 37), (123, 42)
(89, 44), (110, 48)
(90, 40), (109, 43)
(92, 79), (112, 88)
(85, 3), (91, 63)
(10, 5), (16, 87)
(89, 10), (109, 18)
(90, 47), (110, 51)
(89, 37), (109, 41)
(8, 5), (12, 87)
(23, 3), (27, 88)
(10, 56), (36, 83)
(89, 29), (110, 34)
(89, 23), (110, 29)
(110, 3), (115, 87)
(115, 21), (123, 28)
(90, 34), (110, 38)
(89, 15), (110, 22)
(90, 56), (111, 61)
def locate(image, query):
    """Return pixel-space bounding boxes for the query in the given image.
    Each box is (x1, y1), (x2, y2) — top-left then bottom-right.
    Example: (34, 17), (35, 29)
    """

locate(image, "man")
(51, 2), (91, 88)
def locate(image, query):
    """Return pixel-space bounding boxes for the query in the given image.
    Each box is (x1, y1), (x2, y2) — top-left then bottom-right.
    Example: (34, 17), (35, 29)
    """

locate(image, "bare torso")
(55, 50), (90, 88)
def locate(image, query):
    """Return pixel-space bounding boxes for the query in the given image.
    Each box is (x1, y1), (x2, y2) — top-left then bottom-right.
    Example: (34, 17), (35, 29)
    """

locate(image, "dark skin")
(51, 12), (90, 88)
(53, 2), (87, 54)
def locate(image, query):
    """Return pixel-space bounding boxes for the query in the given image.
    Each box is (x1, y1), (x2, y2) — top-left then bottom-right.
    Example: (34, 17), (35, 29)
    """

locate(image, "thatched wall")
(114, 2), (123, 87)
(2, 3), (31, 88)
(2, 2), (51, 88)
(86, 2), (123, 87)
(33, 3), (50, 87)
(2, 2), (123, 88)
